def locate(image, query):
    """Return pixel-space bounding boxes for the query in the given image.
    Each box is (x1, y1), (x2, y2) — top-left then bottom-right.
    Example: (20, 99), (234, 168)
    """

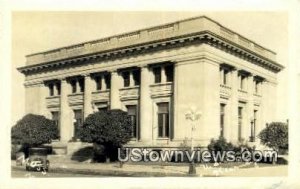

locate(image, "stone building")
(18, 16), (283, 153)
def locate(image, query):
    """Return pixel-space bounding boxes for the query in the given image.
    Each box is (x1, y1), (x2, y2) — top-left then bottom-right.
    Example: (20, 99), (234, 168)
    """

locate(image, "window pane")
(157, 102), (170, 138)
(238, 107), (243, 141)
(223, 70), (229, 85)
(56, 83), (61, 95)
(105, 74), (111, 89)
(153, 67), (161, 83)
(79, 79), (84, 92)
(71, 80), (76, 93)
(165, 65), (174, 82)
(158, 114), (163, 137)
(165, 114), (169, 137)
(95, 76), (101, 90)
(220, 104), (225, 137)
(133, 70), (140, 86)
(49, 84), (54, 96)
(126, 105), (138, 138)
(157, 102), (169, 113)
(123, 72), (130, 87)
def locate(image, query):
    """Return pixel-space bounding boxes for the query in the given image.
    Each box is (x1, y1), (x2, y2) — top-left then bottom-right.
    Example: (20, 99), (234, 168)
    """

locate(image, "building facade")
(18, 16), (283, 152)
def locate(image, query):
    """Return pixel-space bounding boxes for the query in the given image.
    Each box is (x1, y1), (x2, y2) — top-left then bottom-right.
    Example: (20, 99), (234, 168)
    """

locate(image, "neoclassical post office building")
(18, 16), (283, 153)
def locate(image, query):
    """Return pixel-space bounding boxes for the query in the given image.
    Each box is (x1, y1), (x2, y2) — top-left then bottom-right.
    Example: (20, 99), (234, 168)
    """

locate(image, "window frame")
(126, 105), (138, 139)
(157, 102), (170, 138)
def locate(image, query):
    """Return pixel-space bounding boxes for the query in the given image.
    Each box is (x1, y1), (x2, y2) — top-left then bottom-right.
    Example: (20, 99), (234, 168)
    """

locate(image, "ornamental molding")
(18, 16), (284, 75)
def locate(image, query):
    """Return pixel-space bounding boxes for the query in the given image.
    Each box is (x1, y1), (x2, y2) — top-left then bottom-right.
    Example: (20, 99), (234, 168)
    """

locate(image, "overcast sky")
(11, 11), (288, 124)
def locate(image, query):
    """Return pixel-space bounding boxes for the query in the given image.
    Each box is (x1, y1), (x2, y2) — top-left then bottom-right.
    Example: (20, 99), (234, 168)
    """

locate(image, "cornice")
(18, 32), (284, 76)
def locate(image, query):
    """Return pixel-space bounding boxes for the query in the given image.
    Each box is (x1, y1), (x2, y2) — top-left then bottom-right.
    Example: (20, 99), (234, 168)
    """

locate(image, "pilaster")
(60, 78), (72, 141)
(229, 69), (239, 142)
(110, 70), (122, 109)
(83, 74), (93, 118)
(139, 65), (152, 142)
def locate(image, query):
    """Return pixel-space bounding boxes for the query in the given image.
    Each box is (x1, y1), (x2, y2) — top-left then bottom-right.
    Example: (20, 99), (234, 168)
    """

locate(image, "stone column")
(173, 63), (179, 140)
(53, 83), (58, 96)
(39, 82), (50, 118)
(247, 75), (254, 141)
(110, 70), (122, 109)
(83, 74), (93, 119)
(220, 68), (224, 85)
(161, 66), (167, 83)
(139, 65), (152, 142)
(260, 80), (268, 135)
(129, 71), (134, 87)
(60, 78), (72, 142)
(229, 69), (239, 142)
(75, 79), (80, 93)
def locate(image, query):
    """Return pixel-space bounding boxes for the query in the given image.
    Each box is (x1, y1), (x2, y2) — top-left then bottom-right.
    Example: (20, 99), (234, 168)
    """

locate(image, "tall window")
(238, 107), (243, 141)
(239, 75), (247, 90)
(73, 109), (83, 138)
(133, 70), (140, 86)
(153, 67), (162, 83)
(127, 105), (138, 138)
(165, 65), (174, 82)
(251, 110), (258, 142)
(51, 111), (60, 139)
(49, 83), (54, 96)
(220, 104), (226, 137)
(105, 74), (111, 89)
(51, 111), (59, 127)
(78, 78), (84, 92)
(220, 68), (229, 85)
(254, 80), (260, 94)
(122, 72), (130, 87)
(157, 102), (170, 138)
(71, 80), (77, 93)
(95, 76), (102, 91)
(56, 83), (61, 95)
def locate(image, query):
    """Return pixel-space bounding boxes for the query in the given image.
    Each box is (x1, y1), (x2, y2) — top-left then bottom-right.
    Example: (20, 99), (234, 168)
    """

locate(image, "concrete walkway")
(11, 161), (287, 177)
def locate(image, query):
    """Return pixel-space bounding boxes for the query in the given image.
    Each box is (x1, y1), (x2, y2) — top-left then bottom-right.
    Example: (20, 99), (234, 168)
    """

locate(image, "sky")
(11, 11), (288, 125)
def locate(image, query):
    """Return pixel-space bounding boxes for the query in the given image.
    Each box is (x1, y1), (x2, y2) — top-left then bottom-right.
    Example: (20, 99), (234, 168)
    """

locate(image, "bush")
(207, 136), (235, 152)
(258, 122), (288, 153)
(207, 136), (254, 162)
(78, 109), (132, 162)
(11, 114), (59, 157)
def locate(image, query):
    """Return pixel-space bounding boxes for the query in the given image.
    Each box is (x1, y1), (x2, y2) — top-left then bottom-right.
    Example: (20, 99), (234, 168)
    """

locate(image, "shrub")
(258, 122), (288, 153)
(11, 114), (59, 146)
(11, 114), (59, 157)
(207, 136), (235, 152)
(78, 109), (132, 162)
(207, 136), (254, 162)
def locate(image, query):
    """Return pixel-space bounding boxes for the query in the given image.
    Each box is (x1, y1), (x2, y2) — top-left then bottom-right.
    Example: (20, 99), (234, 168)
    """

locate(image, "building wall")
(23, 42), (279, 148)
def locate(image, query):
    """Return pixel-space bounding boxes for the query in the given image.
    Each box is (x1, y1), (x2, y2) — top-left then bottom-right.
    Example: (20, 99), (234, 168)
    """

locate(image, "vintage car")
(25, 148), (49, 171)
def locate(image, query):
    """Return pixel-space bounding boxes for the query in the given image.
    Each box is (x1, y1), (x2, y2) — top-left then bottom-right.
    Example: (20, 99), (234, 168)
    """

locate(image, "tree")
(258, 122), (288, 153)
(78, 109), (132, 162)
(11, 114), (59, 157)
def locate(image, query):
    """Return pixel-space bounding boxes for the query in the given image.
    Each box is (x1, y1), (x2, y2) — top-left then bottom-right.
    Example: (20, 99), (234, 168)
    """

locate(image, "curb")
(11, 165), (189, 177)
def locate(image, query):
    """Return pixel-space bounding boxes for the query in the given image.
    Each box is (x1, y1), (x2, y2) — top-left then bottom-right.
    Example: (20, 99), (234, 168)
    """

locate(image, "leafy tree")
(11, 114), (59, 157)
(78, 109), (132, 162)
(258, 122), (288, 153)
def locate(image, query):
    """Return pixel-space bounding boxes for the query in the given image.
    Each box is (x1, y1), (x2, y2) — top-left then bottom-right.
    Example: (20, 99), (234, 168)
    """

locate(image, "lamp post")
(185, 107), (201, 175)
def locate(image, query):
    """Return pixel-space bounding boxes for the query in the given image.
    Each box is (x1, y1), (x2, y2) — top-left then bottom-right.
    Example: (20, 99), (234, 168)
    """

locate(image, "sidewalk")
(11, 161), (288, 177)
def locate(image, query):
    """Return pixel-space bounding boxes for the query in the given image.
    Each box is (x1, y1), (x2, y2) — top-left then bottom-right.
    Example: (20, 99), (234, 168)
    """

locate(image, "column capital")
(138, 64), (149, 69)
(60, 77), (67, 82)
(108, 69), (119, 74)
